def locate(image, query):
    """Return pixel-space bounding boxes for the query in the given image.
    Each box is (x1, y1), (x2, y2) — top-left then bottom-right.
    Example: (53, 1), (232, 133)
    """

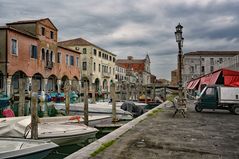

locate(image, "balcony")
(102, 72), (110, 78)
(45, 61), (53, 69)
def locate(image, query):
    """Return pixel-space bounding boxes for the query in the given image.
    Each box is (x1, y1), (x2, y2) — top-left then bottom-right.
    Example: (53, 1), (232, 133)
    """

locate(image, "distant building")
(182, 51), (239, 85)
(171, 69), (178, 86)
(59, 38), (116, 95)
(116, 55), (151, 85)
(157, 79), (170, 85)
(150, 74), (156, 84)
(0, 18), (81, 96)
(214, 54), (239, 72)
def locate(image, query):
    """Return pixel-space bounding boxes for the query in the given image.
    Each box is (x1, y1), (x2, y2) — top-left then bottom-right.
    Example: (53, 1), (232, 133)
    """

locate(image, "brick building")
(116, 55), (151, 85)
(0, 18), (81, 96)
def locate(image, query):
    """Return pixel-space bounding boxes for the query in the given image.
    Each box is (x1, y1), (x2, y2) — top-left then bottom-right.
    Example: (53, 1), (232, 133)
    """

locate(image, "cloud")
(0, 0), (239, 80)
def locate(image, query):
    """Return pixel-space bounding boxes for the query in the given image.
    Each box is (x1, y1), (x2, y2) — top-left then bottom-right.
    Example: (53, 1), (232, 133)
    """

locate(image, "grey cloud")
(0, 0), (239, 80)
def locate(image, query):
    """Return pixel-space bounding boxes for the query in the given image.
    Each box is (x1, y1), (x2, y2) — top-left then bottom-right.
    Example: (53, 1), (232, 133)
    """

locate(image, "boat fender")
(69, 115), (81, 123)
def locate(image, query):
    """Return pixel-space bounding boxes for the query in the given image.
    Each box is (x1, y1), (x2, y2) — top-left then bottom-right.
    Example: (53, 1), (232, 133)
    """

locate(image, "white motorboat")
(54, 102), (133, 120)
(0, 138), (58, 159)
(0, 116), (98, 146)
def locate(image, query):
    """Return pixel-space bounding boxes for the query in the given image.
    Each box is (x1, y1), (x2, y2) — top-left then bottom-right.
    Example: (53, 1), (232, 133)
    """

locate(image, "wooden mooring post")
(145, 86), (147, 103)
(64, 81), (70, 115)
(92, 83), (96, 104)
(84, 82), (89, 126)
(31, 80), (38, 139)
(110, 83), (117, 122)
(19, 78), (26, 116)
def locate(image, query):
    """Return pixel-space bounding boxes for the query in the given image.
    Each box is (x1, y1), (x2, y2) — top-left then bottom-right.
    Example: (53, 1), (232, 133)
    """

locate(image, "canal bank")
(67, 100), (239, 159)
(66, 101), (172, 159)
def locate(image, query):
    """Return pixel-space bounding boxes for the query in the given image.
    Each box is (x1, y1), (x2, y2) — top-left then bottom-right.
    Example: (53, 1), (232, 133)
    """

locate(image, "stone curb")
(66, 101), (171, 159)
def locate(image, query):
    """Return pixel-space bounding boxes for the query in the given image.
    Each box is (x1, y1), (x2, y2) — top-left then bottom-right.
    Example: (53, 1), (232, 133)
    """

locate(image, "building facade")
(59, 38), (116, 95)
(182, 51), (239, 85)
(116, 55), (151, 85)
(0, 18), (81, 96)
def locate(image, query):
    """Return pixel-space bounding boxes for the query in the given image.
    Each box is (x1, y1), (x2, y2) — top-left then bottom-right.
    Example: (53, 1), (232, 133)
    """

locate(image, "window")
(82, 62), (87, 70)
(31, 45), (37, 59)
(11, 39), (18, 55)
(57, 52), (61, 63)
(76, 57), (79, 67)
(66, 55), (69, 65)
(113, 68), (115, 74)
(102, 53), (104, 59)
(210, 66), (214, 72)
(83, 48), (87, 54)
(109, 67), (111, 73)
(50, 51), (54, 62)
(190, 66), (194, 73)
(219, 58), (223, 63)
(70, 56), (74, 66)
(94, 62), (96, 71)
(94, 49), (97, 56)
(210, 58), (214, 65)
(201, 66), (205, 73)
(113, 57), (115, 62)
(99, 64), (101, 72)
(205, 88), (215, 96)
(201, 58), (204, 61)
(50, 31), (54, 39)
(41, 27), (45, 36)
(41, 48), (45, 60)
(99, 51), (101, 57)
(109, 56), (112, 61)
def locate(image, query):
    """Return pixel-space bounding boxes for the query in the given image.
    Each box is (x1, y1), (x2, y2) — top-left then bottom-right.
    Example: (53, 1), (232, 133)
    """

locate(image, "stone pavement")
(91, 100), (239, 159)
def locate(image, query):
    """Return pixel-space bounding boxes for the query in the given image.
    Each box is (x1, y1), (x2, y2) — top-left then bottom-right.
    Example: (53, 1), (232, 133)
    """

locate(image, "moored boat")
(0, 138), (58, 159)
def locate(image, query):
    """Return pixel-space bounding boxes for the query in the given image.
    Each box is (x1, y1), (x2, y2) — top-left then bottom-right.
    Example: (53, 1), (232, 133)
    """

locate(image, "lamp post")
(175, 23), (185, 109)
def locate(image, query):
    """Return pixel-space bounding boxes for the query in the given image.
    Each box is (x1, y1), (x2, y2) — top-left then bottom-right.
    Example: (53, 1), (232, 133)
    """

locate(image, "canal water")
(44, 132), (108, 159)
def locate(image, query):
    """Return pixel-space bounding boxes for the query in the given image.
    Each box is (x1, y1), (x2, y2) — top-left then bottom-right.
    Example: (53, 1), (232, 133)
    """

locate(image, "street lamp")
(175, 23), (186, 113)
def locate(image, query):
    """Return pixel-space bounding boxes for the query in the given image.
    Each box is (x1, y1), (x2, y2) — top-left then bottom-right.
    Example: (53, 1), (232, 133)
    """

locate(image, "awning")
(208, 70), (221, 85)
(187, 79), (200, 90)
(224, 76), (239, 87)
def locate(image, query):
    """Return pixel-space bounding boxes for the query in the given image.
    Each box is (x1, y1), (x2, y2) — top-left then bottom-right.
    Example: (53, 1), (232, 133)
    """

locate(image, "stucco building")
(182, 51), (239, 85)
(58, 38), (116, 96)
(0, 18), (81, 96)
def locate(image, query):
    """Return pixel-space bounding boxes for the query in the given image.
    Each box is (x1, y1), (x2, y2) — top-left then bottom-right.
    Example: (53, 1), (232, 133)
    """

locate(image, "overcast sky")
(1, 0), (239, 80)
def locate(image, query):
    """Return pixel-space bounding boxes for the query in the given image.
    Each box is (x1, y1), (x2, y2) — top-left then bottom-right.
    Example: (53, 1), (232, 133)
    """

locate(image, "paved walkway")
(67, 101), (239, 159)
(90, 100), (239, 159)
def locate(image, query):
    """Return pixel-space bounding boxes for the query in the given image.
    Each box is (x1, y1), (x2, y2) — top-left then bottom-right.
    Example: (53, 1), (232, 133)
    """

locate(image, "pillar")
(57, 79), (61, 93)
(6, 76), (11, 97)
(27, 77), (32, 94)
(43, 78), (48, 93)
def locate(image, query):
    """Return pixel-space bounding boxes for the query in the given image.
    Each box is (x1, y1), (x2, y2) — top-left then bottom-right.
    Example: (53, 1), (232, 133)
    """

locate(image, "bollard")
(31, 80), (38, 139)
(64, 81), (70, 115)
(19, 78), (26, 116)
(84, 82), (89, 126)
(110, 83), (117, 122)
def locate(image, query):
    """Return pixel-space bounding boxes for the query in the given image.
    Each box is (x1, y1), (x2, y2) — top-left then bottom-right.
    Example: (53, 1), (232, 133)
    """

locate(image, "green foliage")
(147, 108), (163, 117)
(90, 140), (116, 157)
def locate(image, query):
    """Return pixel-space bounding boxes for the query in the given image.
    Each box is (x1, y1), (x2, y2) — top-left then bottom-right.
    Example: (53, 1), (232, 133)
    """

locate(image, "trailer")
(195, 85), (239, 115)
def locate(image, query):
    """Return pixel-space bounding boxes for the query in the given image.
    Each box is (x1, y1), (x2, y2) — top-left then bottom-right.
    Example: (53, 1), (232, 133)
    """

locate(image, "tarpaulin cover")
(208, 70), (221, 85)
(224, 76), (239, 86)
(188, 79), (200, 89)
(186, 69), (239, 90)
